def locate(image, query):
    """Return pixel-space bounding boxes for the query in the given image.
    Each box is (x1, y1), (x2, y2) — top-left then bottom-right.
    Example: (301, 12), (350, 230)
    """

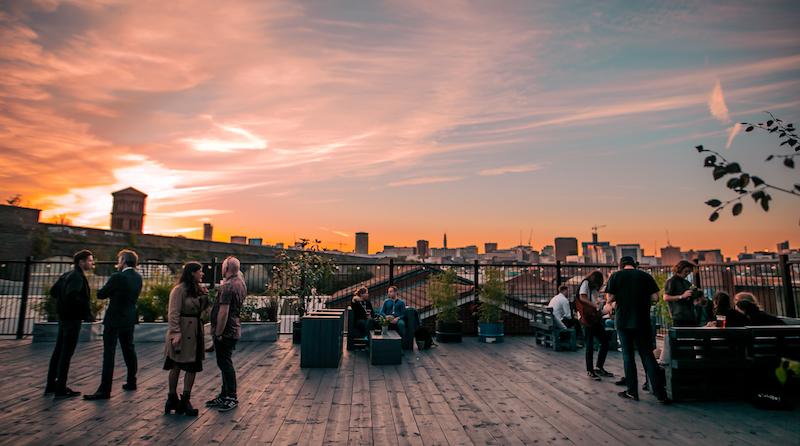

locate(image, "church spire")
(443, 232), (447, 249)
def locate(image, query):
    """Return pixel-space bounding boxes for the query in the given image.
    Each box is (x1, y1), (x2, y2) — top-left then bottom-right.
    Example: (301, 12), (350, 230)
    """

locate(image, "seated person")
(735, 298), (786, 326)
(548, 285), (576, 330)
(603, 301), (616, 329)
(704, 292), (748, 327)
(352, 287), (377, 337)
(379, 286), (406, 340)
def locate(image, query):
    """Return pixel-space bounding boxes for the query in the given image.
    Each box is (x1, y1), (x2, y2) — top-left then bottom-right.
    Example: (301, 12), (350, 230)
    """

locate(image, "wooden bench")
(528, 304), (576, 352)
(666, 327), (753, 401)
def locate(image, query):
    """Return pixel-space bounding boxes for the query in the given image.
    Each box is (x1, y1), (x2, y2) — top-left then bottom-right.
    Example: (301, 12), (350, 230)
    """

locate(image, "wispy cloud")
(726, 123), (742, 149)
(709, 79), (731, 125)
(478, 163), (544, 176)
(387, 177), (464, 187)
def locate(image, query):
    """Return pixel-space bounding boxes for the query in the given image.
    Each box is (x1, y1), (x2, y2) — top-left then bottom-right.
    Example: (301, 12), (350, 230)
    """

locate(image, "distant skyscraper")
(485, 243), (498, 254)
(355, 232), (369, 254)
(777, 241), (790, 254)
(443, 232), (447, 249)
(110, 187), (146, 233)
(231, 236), (246, 244)
(554, 237), (578, 262)
(417, 239), (429, 257)
(660, 246), (681, 266)
(203, 223), (213, 241)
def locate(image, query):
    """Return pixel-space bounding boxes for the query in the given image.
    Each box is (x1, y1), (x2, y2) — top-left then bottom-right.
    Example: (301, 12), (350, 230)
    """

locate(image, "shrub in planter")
(475, 268), (507, 343)
(428, 269), (462, 343)
(137, 272), (173, 322)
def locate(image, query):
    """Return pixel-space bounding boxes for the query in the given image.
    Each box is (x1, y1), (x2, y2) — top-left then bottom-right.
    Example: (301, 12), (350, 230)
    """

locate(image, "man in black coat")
(45, 250), (94, 398)
(85, 250), (143, 400)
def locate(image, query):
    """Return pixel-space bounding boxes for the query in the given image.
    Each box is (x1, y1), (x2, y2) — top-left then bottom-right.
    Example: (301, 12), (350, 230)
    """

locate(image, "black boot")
(178, 391), (198, 416)
(165, 392), (180, 414)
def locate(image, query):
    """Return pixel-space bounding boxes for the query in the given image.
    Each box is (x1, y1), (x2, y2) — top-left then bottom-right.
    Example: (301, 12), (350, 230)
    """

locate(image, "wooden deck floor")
(0, 336), (796, 446)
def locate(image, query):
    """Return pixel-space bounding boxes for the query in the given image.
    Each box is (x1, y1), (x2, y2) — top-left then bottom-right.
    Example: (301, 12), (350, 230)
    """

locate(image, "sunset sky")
(1, 0), (799, 258)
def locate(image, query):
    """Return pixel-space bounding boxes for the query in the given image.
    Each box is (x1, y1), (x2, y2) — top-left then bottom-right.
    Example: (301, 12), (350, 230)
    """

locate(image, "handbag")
(575, 280), (603, 328)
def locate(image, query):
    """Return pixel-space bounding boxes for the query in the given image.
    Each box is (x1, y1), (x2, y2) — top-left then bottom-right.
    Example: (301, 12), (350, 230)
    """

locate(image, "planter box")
(33, 322), (103, 342)
(204, 321), (280, 342)
(134, 322), (169, 342)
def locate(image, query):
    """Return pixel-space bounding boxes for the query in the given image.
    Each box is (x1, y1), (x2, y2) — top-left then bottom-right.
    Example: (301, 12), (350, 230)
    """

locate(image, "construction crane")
(591, 225), (606, 243)
(323, 241), (349, 251)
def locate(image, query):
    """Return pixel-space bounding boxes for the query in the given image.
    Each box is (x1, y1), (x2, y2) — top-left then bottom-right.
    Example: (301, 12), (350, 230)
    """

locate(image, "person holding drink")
(704, 292), (748, 328)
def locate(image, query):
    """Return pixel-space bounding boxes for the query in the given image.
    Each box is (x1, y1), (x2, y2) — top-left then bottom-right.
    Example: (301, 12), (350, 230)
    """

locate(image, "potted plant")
(33, 281), (105, 342)
(269, 251), (336, 344)
(428, 269), (462, 343)
(475, 268), (507, 343)
(240, 296), (280, 341)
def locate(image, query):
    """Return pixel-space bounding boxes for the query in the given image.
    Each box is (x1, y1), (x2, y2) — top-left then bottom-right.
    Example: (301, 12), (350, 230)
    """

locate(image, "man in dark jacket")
(45, 250), (94, 398)
(85, 250), (143, 400)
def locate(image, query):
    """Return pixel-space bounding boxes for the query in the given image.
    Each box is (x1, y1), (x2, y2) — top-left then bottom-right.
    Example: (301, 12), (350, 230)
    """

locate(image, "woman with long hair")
(163, 262), (209, 416)
(578, 270), (612, 380)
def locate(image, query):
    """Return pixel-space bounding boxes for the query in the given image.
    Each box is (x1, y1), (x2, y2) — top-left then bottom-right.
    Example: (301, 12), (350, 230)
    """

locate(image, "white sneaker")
(218, 397), (238, 412)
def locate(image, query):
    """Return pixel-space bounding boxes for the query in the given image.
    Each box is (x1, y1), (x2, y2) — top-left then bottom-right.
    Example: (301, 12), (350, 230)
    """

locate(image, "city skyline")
(1, 1), (799, 259)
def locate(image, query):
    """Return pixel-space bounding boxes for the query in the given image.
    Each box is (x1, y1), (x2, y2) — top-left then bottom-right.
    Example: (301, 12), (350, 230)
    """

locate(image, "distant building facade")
(660, 245), (681, 266)
(231, 236), (247, 244)
(416, 240), (429, 257)
(554, 237), (578, 262)
(485, 243), (498, 254)
(110, 187), (146, 233)
(355, 232), (369, 254)
(203, 223), (213, 241)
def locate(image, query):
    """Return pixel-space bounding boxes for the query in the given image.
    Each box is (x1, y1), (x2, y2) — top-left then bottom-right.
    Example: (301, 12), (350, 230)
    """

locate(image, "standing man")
(206, 256), (246, 412)
(379, 286), (406, 340)
(605, 256), (669, 404)
(45, 250), (94, 398)
(85, 250), (142, 400)
(663, 260), (700, 327)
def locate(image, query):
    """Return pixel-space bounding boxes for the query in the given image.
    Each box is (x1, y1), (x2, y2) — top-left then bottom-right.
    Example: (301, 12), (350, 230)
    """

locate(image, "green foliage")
(36, 283), (58, 322)
(652, 273), (671, 327)
(475, 268), (507, 323)
(241, 296), (279, 322)
(88, 289), (106, 322)
(428, 269), (459, 323)
(137, 272), (174, 322)
(268, 251), (336, 317)
(696, 111), (799, 223)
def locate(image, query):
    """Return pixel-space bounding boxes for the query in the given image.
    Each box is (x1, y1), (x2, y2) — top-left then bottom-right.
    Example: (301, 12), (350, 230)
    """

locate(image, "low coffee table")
(370, 331), (402, 365)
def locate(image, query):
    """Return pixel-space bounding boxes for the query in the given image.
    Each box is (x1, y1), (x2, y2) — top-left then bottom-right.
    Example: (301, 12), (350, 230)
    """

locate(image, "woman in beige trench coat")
(163, 262), (209, 416)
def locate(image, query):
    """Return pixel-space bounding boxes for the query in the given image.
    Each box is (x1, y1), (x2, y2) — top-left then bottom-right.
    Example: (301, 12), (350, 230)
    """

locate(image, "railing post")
(16, 256), (33, 339)
(474, 260), (480, 290)
(209, 257), (218, 289)
(779, 254), (796, 318)
(389, 258), (394, 286)
(555, 261), (562, 289)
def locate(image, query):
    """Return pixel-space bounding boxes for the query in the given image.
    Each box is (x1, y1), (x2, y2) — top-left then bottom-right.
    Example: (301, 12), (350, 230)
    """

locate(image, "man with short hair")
(45, 250), (94, 398)
(380, 286), (406, 340)
(206, 256), (247, 412)
(548, 285), (575, 330)
(605, 256), (669, 404)
(85, 250), (143, 400)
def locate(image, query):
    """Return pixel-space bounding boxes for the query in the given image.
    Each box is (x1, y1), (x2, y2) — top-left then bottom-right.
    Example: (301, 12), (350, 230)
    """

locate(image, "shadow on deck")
(0, 337), (796, 446)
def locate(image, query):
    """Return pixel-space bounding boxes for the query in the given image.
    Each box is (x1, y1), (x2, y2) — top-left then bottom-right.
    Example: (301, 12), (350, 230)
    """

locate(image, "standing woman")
(579, 271), (612, 380)
(164, 262), (209, 416)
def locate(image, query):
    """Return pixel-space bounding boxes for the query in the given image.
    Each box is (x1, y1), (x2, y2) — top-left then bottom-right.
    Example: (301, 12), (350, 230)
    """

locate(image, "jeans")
(47, 319), (83, 392)
(585, 324), (609, 372)
(99, 326), (137, 393)
(618, 328), (666, 399)
(214, 337), (238, 399)
(355, 318), (376, 335)
(390, 319), (406, 341)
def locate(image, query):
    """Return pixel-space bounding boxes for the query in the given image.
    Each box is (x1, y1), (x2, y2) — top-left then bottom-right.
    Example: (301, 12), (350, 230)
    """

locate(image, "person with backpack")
(576, 271), (613, 380)
(45, 250), (94, 398)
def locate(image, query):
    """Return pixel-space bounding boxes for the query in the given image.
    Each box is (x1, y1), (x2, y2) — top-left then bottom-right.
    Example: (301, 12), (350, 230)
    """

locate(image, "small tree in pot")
(428, 269), (462, 343)
(475, 268), (507, 343)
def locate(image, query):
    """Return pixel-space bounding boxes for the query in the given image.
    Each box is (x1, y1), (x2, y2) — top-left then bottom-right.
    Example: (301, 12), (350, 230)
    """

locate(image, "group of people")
(45, 250), (248, 416)
(548, 256), (787, 404)
(351, 285), (407, 341)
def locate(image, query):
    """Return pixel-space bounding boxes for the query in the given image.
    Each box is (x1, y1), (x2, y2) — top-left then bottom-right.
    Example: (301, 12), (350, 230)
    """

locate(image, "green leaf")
(752, 176), (764, 186)
(695, 145), (704, 152)
(746, 126), (754, 132)
(727, 178), (740, 189)
(726, 163), (741, 173)
(761, 195), (771, 212)
(788, 139), (797, 147)
(785, 158), (795, 169)
(713, 166), (727, 180)
(732, 203), (743, 216)
(710, 212), (719, 222)
(767, 120), (774, 127)
(739, 174), (750, 189)
(795, 184), (800, 192)
(705, 199), (722, 207)
(766, 155), (774, 161)
(704, 155), (716, 167)
(752, 191), (765, 201)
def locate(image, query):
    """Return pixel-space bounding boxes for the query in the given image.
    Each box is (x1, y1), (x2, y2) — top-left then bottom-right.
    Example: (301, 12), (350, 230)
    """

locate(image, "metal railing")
(1, 256), (797, 338)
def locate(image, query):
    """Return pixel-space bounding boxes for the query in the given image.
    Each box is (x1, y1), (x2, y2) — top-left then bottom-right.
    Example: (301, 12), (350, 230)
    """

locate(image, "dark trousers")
(585, 324), (609, 372)
(47, 319), (82, 392)
(618, 328), (666, 399)
(98, 326), (137, 393)
(214, 337), (238, 399)
(354, 318), (376, 335)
